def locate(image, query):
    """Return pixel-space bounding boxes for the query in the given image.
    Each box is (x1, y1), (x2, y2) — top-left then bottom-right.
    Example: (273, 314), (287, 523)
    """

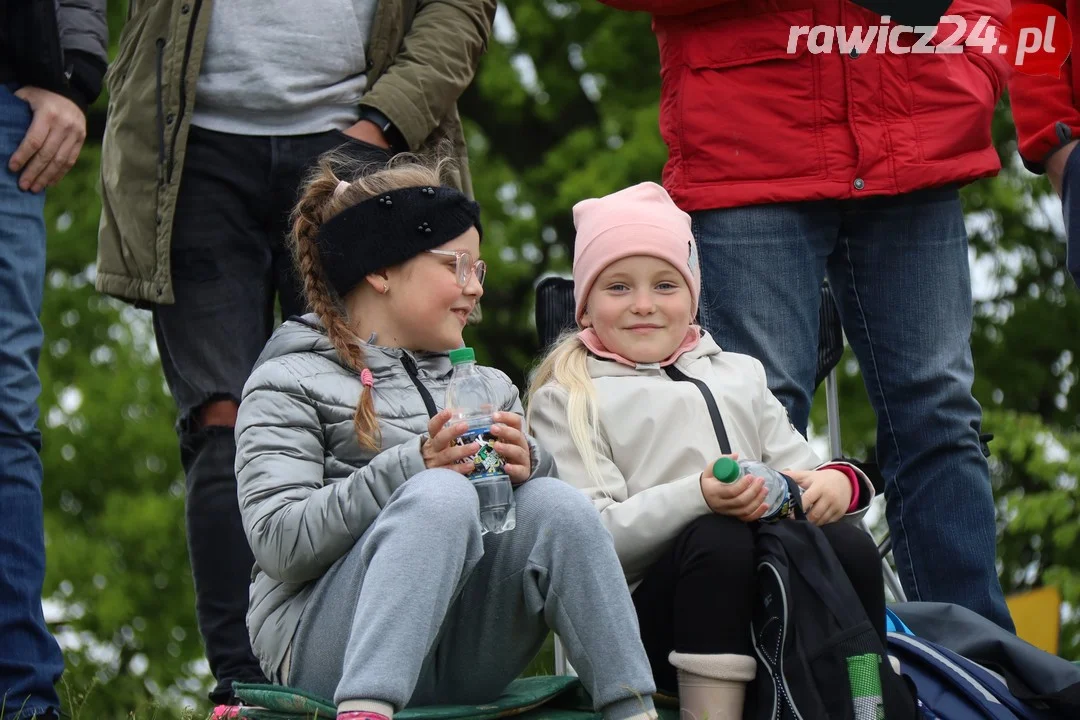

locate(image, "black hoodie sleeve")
(59, 49), (107, 110)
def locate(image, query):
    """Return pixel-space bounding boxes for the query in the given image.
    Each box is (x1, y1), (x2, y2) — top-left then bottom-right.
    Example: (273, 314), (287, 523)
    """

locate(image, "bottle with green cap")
(712, 456), (801, 522)
(446, 346), (515, 534)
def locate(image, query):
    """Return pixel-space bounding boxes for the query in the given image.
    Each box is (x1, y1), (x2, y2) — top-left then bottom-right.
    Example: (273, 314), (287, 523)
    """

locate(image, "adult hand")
(342, 119), (391, 149)
(700, 454), (769, 522)
(421, 410), (477, 473)
(785, 468), (852, 526)
(9, 87), (87, 193)
(489, 411), (532, 485)
(1046, 140), (1078, 198)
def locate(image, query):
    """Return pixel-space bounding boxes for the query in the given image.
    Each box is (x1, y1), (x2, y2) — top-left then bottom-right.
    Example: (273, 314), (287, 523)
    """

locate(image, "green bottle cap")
(712, 457), (741, 483)
(449, 347), (475, 365)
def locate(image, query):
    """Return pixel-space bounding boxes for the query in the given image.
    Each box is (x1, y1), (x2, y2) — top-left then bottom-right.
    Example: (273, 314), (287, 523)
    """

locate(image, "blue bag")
(887, 632), (1062, 720)
(890, 602), (1080, 718)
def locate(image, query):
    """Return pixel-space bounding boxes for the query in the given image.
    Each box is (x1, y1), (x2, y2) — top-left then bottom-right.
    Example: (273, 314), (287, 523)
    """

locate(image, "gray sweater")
(234, 317), (555, 680)
(193, 0), (378, 135)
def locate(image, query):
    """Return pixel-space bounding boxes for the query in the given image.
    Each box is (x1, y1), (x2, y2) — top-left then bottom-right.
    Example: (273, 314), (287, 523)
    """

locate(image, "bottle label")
(761, 488), (798, 523)
(846, 654), (885, 720)
(455, 427), (507, 477)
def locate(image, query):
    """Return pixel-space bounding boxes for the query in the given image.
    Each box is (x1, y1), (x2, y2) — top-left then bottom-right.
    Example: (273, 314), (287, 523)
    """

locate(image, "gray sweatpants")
(287, 470), (656, 719)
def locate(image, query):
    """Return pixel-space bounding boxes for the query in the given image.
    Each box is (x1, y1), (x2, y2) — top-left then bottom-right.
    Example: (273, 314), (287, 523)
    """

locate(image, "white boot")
(668, 652), (757, 720)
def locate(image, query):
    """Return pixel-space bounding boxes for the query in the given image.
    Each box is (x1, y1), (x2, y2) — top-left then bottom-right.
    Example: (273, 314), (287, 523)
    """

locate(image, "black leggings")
(631, 514), (885, 693)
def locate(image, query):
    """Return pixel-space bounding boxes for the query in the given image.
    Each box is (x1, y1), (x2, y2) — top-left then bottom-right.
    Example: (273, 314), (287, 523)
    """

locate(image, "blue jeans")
(0, 85), (64, 718)
(1060, 145), (1080, 290)
(694, 186), (1014, 632)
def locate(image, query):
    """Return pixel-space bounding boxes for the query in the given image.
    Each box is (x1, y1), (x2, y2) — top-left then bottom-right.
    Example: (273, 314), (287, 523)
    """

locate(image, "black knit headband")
(314, 185), (483, 299)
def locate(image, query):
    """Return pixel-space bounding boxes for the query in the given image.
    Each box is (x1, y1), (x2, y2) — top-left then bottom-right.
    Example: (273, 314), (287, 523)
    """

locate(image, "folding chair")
(532, 276), (908, 676)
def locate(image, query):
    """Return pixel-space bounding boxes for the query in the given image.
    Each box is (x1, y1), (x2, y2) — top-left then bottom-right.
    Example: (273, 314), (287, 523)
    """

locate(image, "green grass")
(51, 670), (210, 720)
(521, 632), (557, 677)
(30, 633), (562, 720)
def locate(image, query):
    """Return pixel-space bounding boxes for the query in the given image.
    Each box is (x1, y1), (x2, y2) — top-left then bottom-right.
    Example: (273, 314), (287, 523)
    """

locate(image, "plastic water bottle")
(446, 347), (516, 534)
(847, 654), (886, 720)
(712, 457), (800, 522)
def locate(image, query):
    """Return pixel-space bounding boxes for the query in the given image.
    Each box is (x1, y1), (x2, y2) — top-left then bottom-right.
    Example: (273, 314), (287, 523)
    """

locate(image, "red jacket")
(601, 0), (1012, 211)
(1008, 0), (1080, 172)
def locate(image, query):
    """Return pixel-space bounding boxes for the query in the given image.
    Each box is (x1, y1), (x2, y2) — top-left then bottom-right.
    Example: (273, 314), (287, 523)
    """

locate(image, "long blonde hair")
(525, 331), (612, 496)
(289, 150), (458, 451)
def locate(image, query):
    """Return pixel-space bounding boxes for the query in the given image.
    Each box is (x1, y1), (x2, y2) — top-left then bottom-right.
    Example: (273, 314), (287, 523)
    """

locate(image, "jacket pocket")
(675, 9), (823, 185)
(903, 50), (997, 163)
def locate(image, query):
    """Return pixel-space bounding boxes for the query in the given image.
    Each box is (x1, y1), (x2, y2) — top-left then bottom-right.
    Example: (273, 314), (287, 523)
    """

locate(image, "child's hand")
(700, 454), (770, 522)
(421, 410), (478, 473)
(490, 411), (533, 485)
(785, 469), (852, 526)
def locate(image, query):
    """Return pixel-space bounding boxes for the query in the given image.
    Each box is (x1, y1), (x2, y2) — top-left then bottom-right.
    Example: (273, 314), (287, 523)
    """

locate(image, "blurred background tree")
(38, 1), (1080, 716)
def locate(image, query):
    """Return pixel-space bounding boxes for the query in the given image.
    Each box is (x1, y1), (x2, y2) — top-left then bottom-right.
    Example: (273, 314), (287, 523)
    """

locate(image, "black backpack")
(750, 514), (919, 720)
(661, 365), (918, 720)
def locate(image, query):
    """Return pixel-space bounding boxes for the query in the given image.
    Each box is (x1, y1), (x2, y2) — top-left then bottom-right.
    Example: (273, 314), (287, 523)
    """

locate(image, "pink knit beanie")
(572, 182), (701, 325)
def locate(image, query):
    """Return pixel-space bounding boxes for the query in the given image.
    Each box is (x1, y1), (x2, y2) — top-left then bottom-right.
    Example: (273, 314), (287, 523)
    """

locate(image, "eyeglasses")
(427, 249), (487, 287)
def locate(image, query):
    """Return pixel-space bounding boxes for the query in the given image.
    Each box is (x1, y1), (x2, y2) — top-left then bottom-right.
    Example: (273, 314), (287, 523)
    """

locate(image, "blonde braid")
(289, 159), (378, 449)
(287, 149), (461, 451)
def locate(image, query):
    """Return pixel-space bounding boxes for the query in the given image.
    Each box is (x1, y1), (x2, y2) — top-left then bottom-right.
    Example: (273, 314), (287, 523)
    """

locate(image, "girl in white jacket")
(526, 181), (884, 720)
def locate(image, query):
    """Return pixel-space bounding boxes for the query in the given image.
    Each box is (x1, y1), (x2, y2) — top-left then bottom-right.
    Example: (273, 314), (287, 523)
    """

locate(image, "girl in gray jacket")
(233, 155), (658, 720)
(526, 182), (885, 720)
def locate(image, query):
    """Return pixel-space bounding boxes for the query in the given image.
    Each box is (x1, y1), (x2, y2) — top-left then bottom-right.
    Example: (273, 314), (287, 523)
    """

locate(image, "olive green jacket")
(96, 0), (495, 305)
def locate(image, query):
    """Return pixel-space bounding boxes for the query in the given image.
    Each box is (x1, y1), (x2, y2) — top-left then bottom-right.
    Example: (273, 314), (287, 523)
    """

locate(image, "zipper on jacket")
(166, 0), (204, 184)
(400, 354), (439, 419)
(154, 37), (166, 186)
(663, 365), (732, 455)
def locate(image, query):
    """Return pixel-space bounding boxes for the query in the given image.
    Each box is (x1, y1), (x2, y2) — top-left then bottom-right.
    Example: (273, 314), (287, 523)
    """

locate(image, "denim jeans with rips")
(151, 125), (390, 703)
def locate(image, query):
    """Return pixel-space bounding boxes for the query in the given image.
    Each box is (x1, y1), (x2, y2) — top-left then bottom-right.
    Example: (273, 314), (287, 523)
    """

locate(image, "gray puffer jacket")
(234, 316), (556, 679)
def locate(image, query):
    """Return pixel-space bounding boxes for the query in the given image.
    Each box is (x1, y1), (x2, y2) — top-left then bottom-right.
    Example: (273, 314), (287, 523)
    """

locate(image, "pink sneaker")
(209, 706), (241, 720)
(336, 712), (390, 720)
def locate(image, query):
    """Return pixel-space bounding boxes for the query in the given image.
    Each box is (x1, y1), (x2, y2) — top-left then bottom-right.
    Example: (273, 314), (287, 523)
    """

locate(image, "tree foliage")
(37, 1), (1080, 716)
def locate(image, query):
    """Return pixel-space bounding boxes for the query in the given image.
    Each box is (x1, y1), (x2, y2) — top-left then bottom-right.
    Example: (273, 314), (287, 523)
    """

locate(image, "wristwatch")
(358, 106), (407, 154)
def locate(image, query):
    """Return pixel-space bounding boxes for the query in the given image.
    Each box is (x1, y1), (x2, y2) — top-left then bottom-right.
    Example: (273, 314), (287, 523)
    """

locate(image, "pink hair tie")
(333, 179), (350, 198)
(360, 368), (374, 388)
